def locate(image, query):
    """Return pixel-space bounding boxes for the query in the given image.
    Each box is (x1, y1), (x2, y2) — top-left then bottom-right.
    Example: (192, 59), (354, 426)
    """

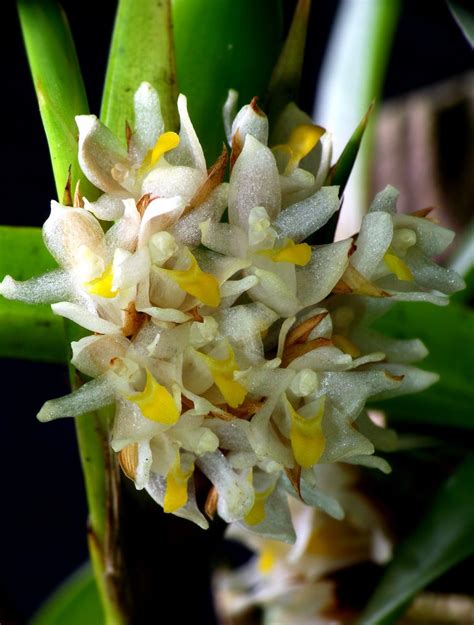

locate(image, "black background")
(0, 0), (472, 623)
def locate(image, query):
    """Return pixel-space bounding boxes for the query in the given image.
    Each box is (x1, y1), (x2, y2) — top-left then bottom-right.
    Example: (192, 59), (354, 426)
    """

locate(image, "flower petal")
(76, 114), (129, 193)
(229, 135), (281, 230)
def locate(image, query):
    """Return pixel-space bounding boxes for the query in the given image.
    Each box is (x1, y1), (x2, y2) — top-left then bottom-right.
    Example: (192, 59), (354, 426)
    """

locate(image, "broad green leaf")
(0, 226), (66, 362)
(101, 0), (178, 135)
(18, 0), (98, 201)
(314, 0), (400, 240)
(267, 0), (311, 122)
(448, 1), (474, 48)
(358, 453), (474, 625)
(372, 301), (474, 429)
(31, 564), (103, 625)
(172, 0), (283, 162)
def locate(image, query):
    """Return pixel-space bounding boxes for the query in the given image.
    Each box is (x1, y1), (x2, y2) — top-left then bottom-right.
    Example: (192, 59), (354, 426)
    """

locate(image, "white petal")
(199, 219), (247, 258)
(113, 247), (151, 290)
(214, 303), (279, 363)
(351, 212), (393, 278)
(111, 398), (163, 450)
(248, 267), (299, 318)
(369, 185), (399, 214)
(296, 239), (352, 307)
(0, 270), (72, 304)
(142, 165), (204, 203)
(344, 454), (392, 474)
(197, 451), (254, 522)
(370, 364), (439, 398)
(37, 374), (116, 422)
(237, 480), (296, 543)
(76, 115), (129, 193)
(71, 334), (130, 378)
(146, 471), (209, 529)
(406, 248), (465, 294)
(138, 196), (186, 248)
(170, 183), (229, 248)
(166, 94), (206, 171)
(130, 82), (164, 163)
(51, 301), (121, 334)
(228, 135), (281, 230)
(43, 201), (107, 270)
(274, 186), (340, 242)
(84, 194), (126, 221)
(231, 101), (269, 147)
(105, 199), (141, 252)
(394, 214), (455, 257)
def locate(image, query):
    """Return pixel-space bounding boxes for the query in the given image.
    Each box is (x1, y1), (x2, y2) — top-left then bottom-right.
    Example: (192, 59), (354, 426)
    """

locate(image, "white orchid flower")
(0, 83), (464, 537)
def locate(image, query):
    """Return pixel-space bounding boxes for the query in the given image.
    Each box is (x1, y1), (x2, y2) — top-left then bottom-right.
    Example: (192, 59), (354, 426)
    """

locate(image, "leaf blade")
(31, 564), (103, 625)
(17, 0), (97, 200)
(372, 301), (474, 429)
(0, 226), (67, 363)
(448, 1), (474, 48)
(172, 0), (283, 163)
(267, 0), (311, 121)
(357, 454), (474, 625)
(101, 0), (178, 135)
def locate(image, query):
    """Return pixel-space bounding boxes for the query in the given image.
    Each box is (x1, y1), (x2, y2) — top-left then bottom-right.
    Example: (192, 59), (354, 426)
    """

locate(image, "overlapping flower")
(0, 83), (464, 536)
(214, 465), (391, 625)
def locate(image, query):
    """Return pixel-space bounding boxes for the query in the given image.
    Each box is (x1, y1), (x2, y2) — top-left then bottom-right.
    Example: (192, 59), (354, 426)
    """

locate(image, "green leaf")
(0, 226), (67, 362)
(327, 102), (374, 195)
(308, 103), (373, 245)
(172, 0), (283, 163)
(357, 453), (474, 625)
(448, 1), (474, 48)
(19, 4), (124, 622)
(314, 0), (400, 240)
(101, 0), (178, 136)
(31, 564), (103, 625)
(372, 301), (474, 429)
(267, 0), (311, 122)
(17, 0), (98, 201)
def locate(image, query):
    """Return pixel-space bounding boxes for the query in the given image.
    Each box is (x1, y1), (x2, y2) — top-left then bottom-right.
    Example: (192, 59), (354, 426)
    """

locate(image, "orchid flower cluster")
(214, 465), (391, 625)
(0, 82), (464, 539)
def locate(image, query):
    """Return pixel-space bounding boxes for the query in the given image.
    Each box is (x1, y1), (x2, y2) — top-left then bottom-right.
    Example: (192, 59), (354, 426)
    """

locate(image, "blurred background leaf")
(31, 564), (102, 625)
(372, 301), (474, 430)
(448, 0), (474, 48)
(358, 453), (474, 624)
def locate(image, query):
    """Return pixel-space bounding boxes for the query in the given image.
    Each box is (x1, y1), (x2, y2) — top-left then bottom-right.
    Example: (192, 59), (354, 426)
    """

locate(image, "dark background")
(0, 0), (472, 623)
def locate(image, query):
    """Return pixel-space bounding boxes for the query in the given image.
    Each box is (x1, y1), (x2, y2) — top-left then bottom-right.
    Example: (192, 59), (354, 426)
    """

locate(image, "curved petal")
(296, 239), (352, 307)
(166, 94), (206, 171)
(229, 135), (281, 230)
(76, 115), (129, 193)
(130, 82), (164, 163)
(0, 269), (72, 304)
(43, 201), (107, 270)
(351, 212), (393, 279)
(274, 186), (340, 243)
(37, 373), (116, 422)
(51, 301), (121, 334)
